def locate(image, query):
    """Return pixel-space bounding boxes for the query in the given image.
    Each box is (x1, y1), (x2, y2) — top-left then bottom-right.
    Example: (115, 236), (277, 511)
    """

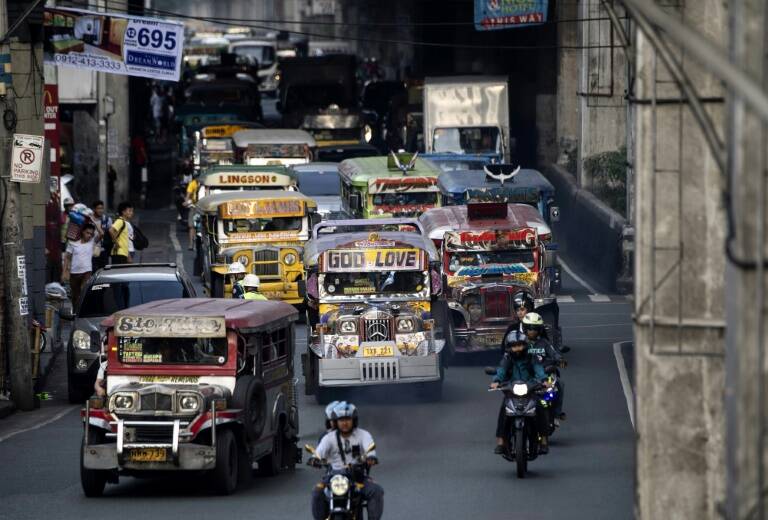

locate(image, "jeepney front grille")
(364, 318), (391, 342)
(360, 359), (399, 382)
(252, 249), (280, 278)
(140, 393), (173, 412)
(483, 288), (511, 319)
(133, 425), (173, 443)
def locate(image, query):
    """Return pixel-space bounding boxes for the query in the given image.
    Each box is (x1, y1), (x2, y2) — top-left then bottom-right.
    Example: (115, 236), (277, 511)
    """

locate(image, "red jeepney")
(81, 298), (299, 496)
(420, 203), (561, 352)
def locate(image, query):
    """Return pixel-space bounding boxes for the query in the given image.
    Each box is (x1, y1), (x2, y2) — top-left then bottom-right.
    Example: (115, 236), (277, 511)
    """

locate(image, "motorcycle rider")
(310, 402), (384, 520)
(227, 262), (247, 299)
(242, 274), (268, 301)
(320, 400), (341, 442)
(490, 330), (550, 454)
(500, 293), (535, 355)
(523, 312), (566, 424)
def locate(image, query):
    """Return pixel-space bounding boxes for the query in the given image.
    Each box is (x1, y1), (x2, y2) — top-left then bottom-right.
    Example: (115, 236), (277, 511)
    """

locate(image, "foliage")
(583, 146), (627, 216)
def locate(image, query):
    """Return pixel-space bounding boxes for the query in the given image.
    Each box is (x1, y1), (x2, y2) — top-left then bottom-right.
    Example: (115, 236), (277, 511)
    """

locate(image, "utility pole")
(0, 0), (33, 410)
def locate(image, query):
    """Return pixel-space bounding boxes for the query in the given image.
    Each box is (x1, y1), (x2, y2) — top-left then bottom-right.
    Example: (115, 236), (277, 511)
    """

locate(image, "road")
(0, 210), (635, 520)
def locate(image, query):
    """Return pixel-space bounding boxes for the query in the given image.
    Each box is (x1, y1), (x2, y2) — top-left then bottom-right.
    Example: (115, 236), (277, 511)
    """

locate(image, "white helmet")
(325, 400), (340, 420)
(228, 262), (246, 275)
(242, 274), (261, 288)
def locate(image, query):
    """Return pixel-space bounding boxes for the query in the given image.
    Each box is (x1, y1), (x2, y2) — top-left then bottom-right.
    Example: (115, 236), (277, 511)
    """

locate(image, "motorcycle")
(306, 443), (376, 520)
(486, 367), (555, 478)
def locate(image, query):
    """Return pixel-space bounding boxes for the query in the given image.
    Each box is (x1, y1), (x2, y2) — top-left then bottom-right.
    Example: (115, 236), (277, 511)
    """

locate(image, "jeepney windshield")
(117, 336), (227, 365)
(372, 192), (437, 207)
(433, 127), (500, 155)
(223, 216), (303, 234)
(448, 250), (535, 271)
(231, 44), (276, 68)
(320, 271), (428, 298)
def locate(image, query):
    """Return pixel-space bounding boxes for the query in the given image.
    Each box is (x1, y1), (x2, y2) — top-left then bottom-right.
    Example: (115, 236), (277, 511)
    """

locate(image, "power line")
(57, 0), (619, 52)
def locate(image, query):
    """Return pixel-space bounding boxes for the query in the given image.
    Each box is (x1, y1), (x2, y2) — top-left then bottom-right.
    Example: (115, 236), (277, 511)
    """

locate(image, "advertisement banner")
(474, 0), (549, 31)
(44, 7), (183, 81)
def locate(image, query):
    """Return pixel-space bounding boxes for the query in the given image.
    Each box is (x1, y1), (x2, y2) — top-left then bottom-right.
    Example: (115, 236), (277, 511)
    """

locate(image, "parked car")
(66, 263), (196, 403)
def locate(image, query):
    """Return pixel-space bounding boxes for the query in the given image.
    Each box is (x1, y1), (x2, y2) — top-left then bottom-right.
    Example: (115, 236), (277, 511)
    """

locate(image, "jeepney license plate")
(485, 334), (504, 346)
(363, 346), (394, 357)
(126, 448), (167, 462)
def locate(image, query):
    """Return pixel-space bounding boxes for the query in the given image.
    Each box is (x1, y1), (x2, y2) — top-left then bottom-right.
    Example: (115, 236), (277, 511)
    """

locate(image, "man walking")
(91, 200), (112, 271)
(62, 223), (99, 308)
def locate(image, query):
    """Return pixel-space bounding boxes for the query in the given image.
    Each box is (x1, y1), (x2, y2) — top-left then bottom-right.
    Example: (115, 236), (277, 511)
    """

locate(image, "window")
(371, 192), (437, 207)
(320, 271), (428, 298)
(79, 280), (187, 318)
(261, 327), (289, 366)
(448, 250), (536, 272)
(223, 217), (303, 234)
(433, 127), (500, 155)
(117, 337), (227, 365)
(297, 170), (340, 196)
(231, 44), (275, 68)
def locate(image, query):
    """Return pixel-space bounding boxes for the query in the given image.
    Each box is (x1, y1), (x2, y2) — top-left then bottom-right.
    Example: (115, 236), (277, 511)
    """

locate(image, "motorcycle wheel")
(515, 428), (527, 478)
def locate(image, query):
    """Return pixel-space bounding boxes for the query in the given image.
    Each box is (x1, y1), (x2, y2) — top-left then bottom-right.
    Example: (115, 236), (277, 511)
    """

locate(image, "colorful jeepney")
(194, 124), (260, 169)
(438, 165), (560, 228)
(338, 154), (442, 219)
(197, 164), (298, 200)
(302, 219), (445, 402)
(196, 191), (319, 302)
(81, 299), (299, 496)
(232, 129), (316, 166)
(420, 203), (562, 352)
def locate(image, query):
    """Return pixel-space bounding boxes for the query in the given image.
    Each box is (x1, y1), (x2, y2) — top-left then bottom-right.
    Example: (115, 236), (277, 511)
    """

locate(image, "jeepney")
(302, 219), (445, 403)
(197, 164), (298, 200)
(438, 165), (561, 227)
(232, 129), (316, 166)
(194, 123), (261, 170)
(420, 203), (562, 352)
(338, 153), (442, 219)
(81, 298), (299, 497)
(196, 191), (319, 302)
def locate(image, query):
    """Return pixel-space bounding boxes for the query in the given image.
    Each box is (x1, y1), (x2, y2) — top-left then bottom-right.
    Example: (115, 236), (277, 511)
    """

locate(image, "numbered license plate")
(485, 334), (504, 346)
(363, 346), (394, 357)
(126, 448), (167, 462)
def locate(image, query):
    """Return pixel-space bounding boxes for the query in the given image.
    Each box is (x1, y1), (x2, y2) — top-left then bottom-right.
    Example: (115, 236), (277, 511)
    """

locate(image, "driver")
(523, 312), (566, 425)
(490, 331), (549, 454)
(310, 402), (384, 520)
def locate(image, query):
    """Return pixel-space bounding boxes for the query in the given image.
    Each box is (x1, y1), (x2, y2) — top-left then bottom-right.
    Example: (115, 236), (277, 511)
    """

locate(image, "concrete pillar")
(633, 1), (727, 518)
(724, 0), (768, 517)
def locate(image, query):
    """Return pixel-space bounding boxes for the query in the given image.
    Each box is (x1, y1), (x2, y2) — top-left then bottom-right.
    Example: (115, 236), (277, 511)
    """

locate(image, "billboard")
(44, 7), (183, 81)
(474, 0), (549, 31)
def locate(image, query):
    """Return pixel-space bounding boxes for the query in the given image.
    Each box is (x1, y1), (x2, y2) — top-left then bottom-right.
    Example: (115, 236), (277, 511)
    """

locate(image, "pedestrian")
(109, 202), (134, 264)
(62, 223), (100, 308)
(61, 196), (75, 252)
(150, 85), (166, 140)
(185, 173), (200, 250)
(91, 200), (112, 271)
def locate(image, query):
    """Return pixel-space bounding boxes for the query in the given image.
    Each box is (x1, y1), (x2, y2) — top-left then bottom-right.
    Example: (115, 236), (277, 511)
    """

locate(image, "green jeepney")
(338, 153), (442, 219)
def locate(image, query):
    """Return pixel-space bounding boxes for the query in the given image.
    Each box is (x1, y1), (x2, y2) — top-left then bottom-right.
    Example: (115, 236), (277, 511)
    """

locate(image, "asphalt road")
(0, 211), (635, 520)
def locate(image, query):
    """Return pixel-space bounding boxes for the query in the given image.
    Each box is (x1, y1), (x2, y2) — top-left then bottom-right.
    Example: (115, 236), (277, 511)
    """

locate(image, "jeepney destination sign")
(207, 172), (291, 187)
(324, 248), (424, 272)
(220, 199), (305, 218)
(115, 315), (226, 337)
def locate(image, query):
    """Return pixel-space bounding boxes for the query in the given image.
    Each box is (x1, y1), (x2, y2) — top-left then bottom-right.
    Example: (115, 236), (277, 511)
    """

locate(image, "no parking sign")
(10, 134), (44, 183)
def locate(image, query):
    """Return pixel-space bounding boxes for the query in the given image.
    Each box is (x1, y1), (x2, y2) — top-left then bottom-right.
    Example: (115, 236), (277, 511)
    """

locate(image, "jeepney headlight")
(363, 124), (373, 143)
(238, 256), (249, 266)
(330, 474), (350, 496)
(73, 330), (90, 350)
(284, 252), (297, 266)
(178, 393), (201, 412)
(339, 319), (357, 334)
(396, 317), (415, 332)
(111, 392), (137, 411)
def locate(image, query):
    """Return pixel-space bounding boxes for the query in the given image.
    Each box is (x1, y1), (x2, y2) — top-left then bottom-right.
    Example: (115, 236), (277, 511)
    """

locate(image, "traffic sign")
(10, 134), (44, 183)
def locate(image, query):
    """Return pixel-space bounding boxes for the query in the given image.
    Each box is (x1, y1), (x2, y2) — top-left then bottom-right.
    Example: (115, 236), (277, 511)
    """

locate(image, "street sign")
(10, 134), (44, 183)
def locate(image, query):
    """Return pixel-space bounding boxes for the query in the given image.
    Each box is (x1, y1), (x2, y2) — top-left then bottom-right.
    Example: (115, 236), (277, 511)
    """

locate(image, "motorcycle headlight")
(284, 252), (297, 266)
(339, 320), (357, 334)
(363, 124), (373, 143)
(73, 330), (91, 350)
(111, 392), (137, 411)
(178, 393), (201, 412)
(396, 317), (415, 333)
(512, 383), (529, 397)
(330, 474), (350, 496)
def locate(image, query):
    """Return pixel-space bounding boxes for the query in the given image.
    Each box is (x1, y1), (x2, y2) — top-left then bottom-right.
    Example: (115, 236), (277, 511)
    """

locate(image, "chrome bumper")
(319, 354), (441, 387)
(82, 442), (216, 471)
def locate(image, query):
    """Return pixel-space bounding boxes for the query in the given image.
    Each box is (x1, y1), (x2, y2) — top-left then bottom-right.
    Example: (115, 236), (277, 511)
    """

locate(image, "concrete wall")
(633, 1), (727, 518)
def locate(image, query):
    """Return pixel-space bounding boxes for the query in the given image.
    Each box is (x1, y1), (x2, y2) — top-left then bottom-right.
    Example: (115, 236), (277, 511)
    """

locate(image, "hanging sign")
(44, 7), (184, 81)
(474, 0), (549, 31)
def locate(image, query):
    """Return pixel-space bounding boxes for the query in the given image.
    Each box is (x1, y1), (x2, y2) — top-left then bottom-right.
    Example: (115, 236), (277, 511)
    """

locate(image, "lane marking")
(0, 406), (76, 443)
(613, 341), (635, 429)
(558, 295), (575, 303)
(558, 257), (599, 295)
(588, 294), (611, 303)
(568, 322), (633, 329)
(169, 225), (183, 266)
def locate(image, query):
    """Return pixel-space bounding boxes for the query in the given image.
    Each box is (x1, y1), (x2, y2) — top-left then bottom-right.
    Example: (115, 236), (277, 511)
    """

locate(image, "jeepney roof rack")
(484, 164), (521, 186)
(312, 218), (424, 239)
(103, 262), (178, 270)
(467, 202), (508, 220)
(388, 151), (419, 173)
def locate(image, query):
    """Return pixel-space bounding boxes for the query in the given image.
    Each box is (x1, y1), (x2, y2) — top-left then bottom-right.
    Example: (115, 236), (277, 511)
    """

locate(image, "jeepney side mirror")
(550, 205), (561, 223)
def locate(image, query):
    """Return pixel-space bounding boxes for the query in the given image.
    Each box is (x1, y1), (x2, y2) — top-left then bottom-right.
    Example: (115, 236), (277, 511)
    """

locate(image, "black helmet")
(513, 292), (534, 312)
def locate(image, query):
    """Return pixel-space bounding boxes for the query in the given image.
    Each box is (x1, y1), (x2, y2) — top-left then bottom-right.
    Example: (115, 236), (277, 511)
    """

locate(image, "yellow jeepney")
(197, 191), (320, 302)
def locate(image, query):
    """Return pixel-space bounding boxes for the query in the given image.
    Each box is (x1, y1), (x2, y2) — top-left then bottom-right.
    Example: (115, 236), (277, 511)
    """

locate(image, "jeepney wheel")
(80, 430), (107, 497)
(232, 376), (267, 441)
(211, 428), (238, 495)
(257, 425), (285, 477)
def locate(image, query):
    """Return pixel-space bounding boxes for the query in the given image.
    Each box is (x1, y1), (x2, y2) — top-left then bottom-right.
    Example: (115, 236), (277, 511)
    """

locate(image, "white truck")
(423, 76), (511, 165)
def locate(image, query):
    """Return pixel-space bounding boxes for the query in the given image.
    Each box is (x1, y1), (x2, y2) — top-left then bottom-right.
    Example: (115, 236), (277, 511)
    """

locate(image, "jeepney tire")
(233, 376), (267, 441)
(257, 423), (285, 477)
(211, 428), (238, 495)
(80, 431), (107, 497)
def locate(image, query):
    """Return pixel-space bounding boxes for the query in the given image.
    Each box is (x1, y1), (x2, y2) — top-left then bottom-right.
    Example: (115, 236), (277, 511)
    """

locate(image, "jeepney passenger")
(228, 262), (247, 298)
(243, 274), (268, 301)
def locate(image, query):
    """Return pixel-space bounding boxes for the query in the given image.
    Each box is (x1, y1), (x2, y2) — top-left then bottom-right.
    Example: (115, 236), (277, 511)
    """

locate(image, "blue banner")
(474, 0), (549, 31)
